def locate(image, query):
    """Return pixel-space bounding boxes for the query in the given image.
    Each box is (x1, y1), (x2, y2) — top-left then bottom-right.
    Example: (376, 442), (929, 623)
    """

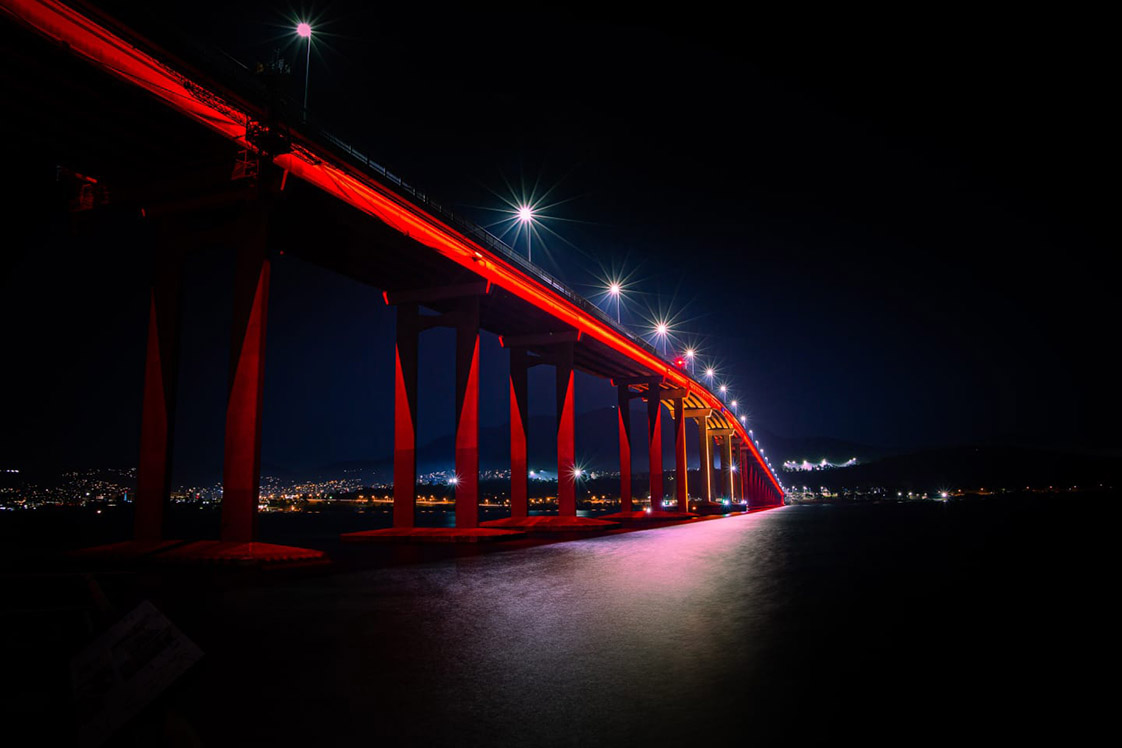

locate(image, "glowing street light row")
(282, 19), (780, 492)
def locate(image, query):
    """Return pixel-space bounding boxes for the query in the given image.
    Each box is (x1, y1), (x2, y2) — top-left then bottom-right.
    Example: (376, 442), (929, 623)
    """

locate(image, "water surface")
(163, 497), (1111, 745)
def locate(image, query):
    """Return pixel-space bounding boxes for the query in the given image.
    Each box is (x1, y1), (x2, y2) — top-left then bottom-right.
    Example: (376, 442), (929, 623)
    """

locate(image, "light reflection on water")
(223, 511), (791, 744)
(198, 499), (1108, 745)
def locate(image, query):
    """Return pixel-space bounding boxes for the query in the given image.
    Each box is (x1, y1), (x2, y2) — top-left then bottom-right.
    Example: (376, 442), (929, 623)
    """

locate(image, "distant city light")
(782, 457), (859, 472)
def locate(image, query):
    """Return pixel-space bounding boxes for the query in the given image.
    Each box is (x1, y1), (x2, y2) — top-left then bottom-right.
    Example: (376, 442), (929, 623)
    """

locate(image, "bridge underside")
(4, 17), (659, 383)
(2, 2), (783, 549)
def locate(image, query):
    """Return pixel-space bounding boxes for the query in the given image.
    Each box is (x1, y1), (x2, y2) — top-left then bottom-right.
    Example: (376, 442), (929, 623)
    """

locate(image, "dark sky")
(1, 1), (1117, 479)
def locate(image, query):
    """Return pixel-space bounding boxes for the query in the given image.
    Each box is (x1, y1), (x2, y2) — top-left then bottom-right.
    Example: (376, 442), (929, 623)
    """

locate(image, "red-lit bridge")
(3, 0), (784, 560)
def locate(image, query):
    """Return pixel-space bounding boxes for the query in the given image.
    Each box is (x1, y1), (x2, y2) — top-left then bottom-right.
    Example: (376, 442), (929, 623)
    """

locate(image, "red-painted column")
(617, 385), (633, 513)
(393, 304), (419, 528)
(696, 419), (712, 503)
(220, 219), (270, 543)
(454, 298), (480, 528)
(727, 435), (736, 500)
(755, 465), (762, 507)
(509, 347), (529, 518)
(746, 464), (752, 507)
(739, 445), (749, 503)
(134, 250), (182, 541)
(745, 462), (752, 507)
(556, 342), (576, 516)
(647, 382), (663, 510)
(713, 437), (724, 499)
(673, 397), (688, 512)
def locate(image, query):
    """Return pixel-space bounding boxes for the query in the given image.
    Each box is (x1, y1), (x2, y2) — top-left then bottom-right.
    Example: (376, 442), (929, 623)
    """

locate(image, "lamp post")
(653, 321), (670, 357)
(608, 282), (622, 323)
(296, 22), (312, 117)
(518, 205), (534, 262)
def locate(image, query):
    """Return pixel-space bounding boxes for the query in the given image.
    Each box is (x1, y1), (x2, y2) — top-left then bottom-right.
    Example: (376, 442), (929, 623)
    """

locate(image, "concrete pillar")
(220, 209), (270, 543)
(647, 382), (663, 510)
(453, 297), (480, 528)
(673, 397), (688, 512)
(509, 347), (529, 518)
(556, 342), (576, 516)
(722, 437), (734, 502)
(617, 385), (633, 513)
(714, 437), (724, 498)
(134, 243), (182, 541)
(696, 419), (712, 503)
(739, 445), (749, 502)
(393, 303), (420, 528)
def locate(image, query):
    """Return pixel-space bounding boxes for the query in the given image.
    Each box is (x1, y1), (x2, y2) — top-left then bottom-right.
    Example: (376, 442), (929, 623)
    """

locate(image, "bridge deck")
(1, 0), (782, 495)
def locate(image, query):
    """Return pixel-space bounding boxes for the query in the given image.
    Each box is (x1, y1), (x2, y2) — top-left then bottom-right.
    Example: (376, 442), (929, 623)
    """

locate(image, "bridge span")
(3, 0), (784, 559)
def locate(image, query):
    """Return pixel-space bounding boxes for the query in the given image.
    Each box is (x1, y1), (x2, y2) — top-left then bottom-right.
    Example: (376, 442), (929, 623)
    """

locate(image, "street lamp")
(517, 205), (534, 262)
(608, 281), (622, 323)
(296, 22), (312, 117)
(653, 320), (670, 356)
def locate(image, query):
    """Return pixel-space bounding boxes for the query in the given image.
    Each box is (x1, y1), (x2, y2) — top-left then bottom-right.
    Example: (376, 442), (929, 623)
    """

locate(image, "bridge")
(3, 0), (784, 561)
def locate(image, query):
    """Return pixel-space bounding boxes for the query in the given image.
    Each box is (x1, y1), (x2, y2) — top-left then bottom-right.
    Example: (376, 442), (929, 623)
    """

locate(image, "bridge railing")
(311, 130), (660, 359)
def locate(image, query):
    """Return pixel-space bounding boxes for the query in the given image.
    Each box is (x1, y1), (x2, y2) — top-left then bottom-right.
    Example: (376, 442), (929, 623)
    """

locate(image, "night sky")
(1, 1), (1116, 480)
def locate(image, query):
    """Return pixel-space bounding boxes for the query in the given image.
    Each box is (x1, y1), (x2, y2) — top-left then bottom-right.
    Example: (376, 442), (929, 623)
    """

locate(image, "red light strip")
(4, 0), (783, 494)
(3, 0), (250, 144)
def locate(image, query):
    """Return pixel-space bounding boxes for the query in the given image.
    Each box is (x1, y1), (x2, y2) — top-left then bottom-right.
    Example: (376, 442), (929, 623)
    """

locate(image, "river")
(132, 495), (1114, 745)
